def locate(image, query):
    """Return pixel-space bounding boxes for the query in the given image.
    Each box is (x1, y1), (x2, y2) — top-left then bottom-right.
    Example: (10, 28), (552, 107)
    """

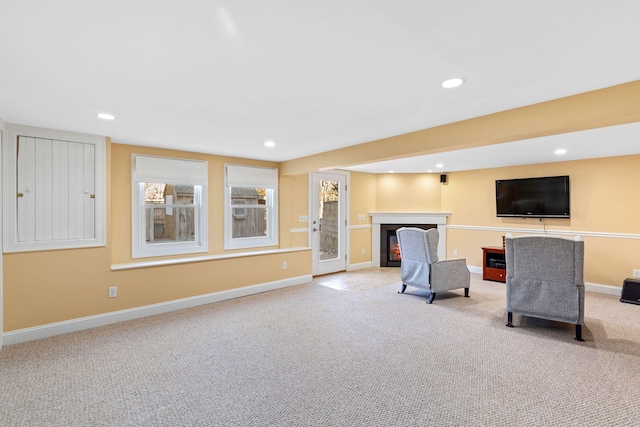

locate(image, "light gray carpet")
(1, 273), (639, 426)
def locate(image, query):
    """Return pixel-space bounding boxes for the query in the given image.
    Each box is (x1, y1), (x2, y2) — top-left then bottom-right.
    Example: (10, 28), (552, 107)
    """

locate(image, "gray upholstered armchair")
(396, 227), (470, 304)
(505, 234), (585, 341)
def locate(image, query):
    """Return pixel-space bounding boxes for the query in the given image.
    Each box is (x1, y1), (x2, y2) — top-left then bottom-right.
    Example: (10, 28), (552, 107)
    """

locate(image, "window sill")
(132, 243), (208, 259)
(111, 246), (311, 271)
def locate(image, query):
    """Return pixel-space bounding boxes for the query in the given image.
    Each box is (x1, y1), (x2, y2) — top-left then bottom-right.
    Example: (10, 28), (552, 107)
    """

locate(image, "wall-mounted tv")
(495, 175), (570, 218)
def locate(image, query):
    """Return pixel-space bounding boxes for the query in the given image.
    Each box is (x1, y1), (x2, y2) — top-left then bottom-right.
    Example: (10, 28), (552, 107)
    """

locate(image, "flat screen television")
(495, 175), (570, 218)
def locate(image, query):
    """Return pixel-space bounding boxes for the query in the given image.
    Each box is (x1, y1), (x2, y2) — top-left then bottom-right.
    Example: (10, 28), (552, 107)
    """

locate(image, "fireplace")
(369, 212), (451, 268)
(380, 223), (436, 267)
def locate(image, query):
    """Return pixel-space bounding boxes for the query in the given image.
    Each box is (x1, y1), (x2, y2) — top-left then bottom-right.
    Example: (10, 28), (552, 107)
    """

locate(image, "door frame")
(309, 170), (350, 276)
(0, 119), (5, 349)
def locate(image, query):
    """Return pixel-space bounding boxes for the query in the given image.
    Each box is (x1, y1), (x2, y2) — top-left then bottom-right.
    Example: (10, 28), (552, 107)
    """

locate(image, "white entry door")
(311, 171), (347, 276)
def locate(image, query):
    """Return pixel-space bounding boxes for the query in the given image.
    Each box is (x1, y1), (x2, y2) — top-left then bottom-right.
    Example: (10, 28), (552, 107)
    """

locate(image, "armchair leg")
(506, 312), (514, 327)
(426, 292), (436, 304)
(464, 287), (469, 297)
(575, 324), (585, 342)
(398, 284), (407, 294)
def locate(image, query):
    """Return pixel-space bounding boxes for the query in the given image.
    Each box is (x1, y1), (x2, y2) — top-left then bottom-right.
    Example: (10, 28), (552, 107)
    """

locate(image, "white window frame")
(2, 125), (106, 252)
(132, 154), (208, 258)
(224, 164), (278, 250)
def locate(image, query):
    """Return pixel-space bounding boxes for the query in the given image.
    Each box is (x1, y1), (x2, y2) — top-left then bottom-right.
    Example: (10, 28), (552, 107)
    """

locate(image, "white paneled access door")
(311, 171), (347, 276)
(16, 136), (96, 242)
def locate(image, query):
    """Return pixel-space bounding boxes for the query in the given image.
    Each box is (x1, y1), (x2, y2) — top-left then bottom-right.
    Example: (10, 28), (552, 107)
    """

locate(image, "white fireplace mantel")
(369, 212), (451, 267)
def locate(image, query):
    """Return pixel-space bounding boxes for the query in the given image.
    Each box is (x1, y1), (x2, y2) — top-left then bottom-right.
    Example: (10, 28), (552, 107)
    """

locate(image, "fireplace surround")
(380, 223), (436, 267)
(369, 212), (451, 267)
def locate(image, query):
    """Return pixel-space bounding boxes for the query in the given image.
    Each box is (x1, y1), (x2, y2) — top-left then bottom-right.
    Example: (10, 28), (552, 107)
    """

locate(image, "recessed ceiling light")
(97, 113), (115, 120)
(388, 170), (394, 174)
(264, 140), (275, 148)
(441, 77), (465, 89)
(554, 148), (567, 155)
(435, 163), (444, 168)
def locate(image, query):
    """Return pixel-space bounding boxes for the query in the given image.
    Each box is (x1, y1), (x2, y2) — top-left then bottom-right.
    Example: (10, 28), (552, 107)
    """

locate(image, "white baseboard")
(585, 282), (622, 296)
(4, 271), (620, 346)
(468, 266), (483, 275)
(3, 275), (312, 346)
(348, 261), (372, 271)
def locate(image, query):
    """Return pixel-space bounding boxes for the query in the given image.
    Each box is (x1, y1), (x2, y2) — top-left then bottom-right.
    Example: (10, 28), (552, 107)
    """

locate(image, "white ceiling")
(343, 121), (640, 173)
(1, 1), (639, 172)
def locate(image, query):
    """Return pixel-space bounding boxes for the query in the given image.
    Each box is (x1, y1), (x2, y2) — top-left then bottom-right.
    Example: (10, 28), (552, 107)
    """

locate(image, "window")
(132, 154), (208, 258)
(233, 201), (247, 219)
(2, 125), (106, 252)
(224, 164), (278, 250)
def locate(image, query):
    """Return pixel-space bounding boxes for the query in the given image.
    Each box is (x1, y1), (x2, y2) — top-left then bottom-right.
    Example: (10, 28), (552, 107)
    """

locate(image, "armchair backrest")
(505, 234), (585, 327)
(397, 227), (470, 296)
(396, 227), (439, 265)
(505, 234), (584, 285)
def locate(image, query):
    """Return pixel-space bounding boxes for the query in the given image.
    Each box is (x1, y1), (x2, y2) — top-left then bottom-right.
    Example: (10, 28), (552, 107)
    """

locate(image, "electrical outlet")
(298, 215), (308, 222)
(282, 261), (287, 270)
(357, 214), (365, 220)
(633, 269), (640, 279)
(453, 249), (458, 256)
(108, 286), (117, 298)
(361, 248), (365, 255)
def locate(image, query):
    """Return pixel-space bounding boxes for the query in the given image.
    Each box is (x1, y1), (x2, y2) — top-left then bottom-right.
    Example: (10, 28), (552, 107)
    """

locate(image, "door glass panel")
(318, 179), (340, 261)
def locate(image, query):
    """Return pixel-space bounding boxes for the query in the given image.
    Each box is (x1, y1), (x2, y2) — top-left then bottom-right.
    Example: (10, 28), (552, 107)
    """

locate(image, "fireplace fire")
(370, 212), (450, 268)
(379, 223), (436, 267)
(389, 234), (401, 263)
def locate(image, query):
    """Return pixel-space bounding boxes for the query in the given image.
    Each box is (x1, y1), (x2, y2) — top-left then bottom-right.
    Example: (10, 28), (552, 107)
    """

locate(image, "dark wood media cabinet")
(482, 246), (506, 283)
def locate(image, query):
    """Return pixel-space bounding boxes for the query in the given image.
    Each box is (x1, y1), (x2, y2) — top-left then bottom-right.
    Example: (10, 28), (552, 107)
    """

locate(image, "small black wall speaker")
(621, 278), (640, 305)
(440, 174), (447, 183)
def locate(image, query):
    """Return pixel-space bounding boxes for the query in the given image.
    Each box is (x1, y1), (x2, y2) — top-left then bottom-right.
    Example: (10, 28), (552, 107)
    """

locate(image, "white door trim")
(309, 170), (350, 276)
(0, 118), (6, 349)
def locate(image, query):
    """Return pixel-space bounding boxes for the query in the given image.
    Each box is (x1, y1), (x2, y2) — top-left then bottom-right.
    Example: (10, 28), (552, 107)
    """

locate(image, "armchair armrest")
(431, 259), (471, 292)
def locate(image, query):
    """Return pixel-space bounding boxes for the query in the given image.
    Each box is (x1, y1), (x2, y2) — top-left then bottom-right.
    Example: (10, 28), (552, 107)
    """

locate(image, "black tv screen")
(496, 175), (570, 218)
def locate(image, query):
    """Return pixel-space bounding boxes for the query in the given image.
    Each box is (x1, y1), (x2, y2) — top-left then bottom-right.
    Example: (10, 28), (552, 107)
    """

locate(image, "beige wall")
(375, 173), (441, 212)
(8, 150), (635, 332)
(441, 155), (640, 287)
(4, 80), (640, 334)
(441, 156), (640, 232)
(284, 174), (310, 248)
(348, 172), (376, 264)
(111, 143), (285, 262)
(2, 142), (311, 332)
